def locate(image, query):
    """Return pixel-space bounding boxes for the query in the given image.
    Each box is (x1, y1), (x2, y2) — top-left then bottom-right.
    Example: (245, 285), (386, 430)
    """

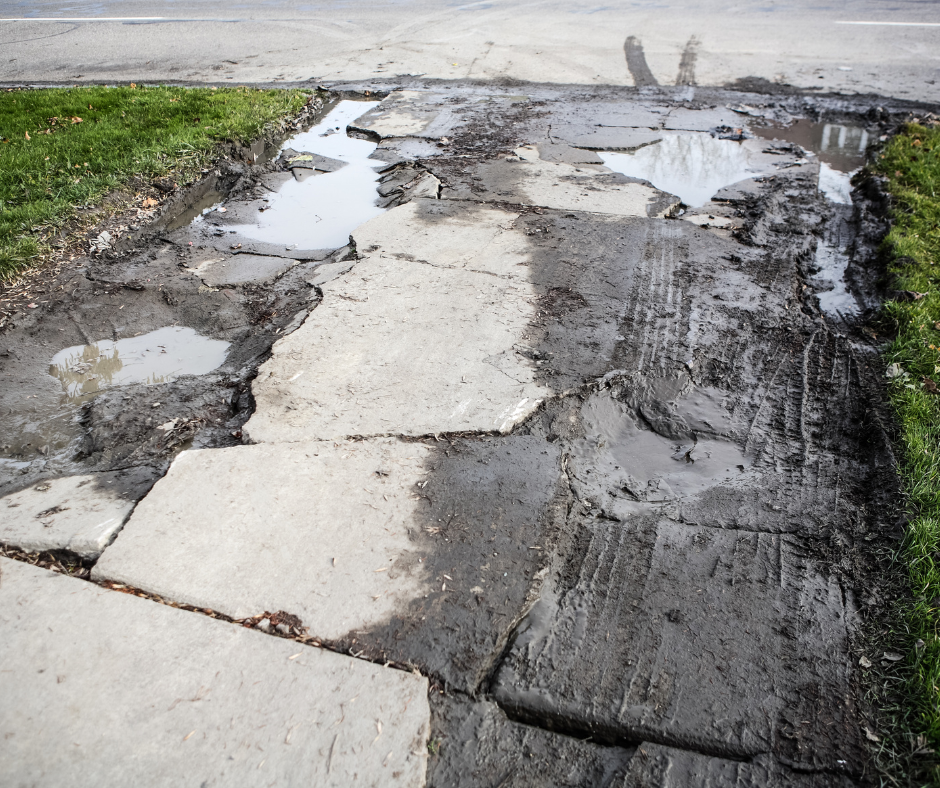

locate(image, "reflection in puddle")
(599, 134), (758, 207)
(752, 119), (868, 173)
(50, 327), (230, 402)
(818, 162), (854, 205)
(165, 190), (226, 232)
(814, 234), (859, 319)
(227, 100), (386, 250)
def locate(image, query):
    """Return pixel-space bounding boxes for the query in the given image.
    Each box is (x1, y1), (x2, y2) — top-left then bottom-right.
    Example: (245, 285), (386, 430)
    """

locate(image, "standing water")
(599, 134), (759, 207)
(49, 327), (230, 402)
(227, 101), (385, 250)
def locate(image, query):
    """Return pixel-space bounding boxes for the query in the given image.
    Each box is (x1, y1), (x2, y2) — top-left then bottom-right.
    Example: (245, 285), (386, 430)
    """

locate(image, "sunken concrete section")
(427, 694), (634, 787)
(0, 558), (430, 787)
(244, 199), (550, 443)
(0, 471), (154, 559)
(622, 743), (857, 787)
(93, 440), (431, 638)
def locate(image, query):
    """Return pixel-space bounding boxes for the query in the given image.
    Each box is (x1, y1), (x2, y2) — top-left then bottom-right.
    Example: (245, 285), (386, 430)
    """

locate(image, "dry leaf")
(24, 131), (30, 140)
(141, 197), (158, 208)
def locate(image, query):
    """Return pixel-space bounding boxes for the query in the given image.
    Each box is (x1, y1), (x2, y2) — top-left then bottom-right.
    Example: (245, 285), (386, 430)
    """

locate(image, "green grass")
(875, 123), (940, 782)
(0, 85), (309, 279)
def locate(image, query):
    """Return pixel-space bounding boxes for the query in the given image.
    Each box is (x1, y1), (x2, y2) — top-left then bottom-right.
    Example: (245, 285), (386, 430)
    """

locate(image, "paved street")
(1, 3), (937, 786)
(1, 0), (939, 101)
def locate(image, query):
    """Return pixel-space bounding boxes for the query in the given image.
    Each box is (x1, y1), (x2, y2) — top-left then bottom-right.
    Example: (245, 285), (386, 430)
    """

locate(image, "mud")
(0, 94), (357, 496)
(0, 82), (926, 786)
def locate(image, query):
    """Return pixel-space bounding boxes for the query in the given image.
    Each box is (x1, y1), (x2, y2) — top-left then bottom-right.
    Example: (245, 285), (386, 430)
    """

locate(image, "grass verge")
(875, 122), (940, 783)
(0, 84), (309, 280)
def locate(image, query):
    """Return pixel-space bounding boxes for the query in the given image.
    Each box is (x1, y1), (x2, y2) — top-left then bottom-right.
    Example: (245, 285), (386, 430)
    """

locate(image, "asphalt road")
(1, 0), (939, 103)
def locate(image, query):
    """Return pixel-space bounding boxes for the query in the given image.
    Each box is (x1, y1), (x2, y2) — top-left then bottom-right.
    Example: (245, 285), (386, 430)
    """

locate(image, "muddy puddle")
(49, 327), (230, 402)
(165, 190), (226, 233)
(599, 134), (759, 207)
(752, 119), (868, 173)
(570, 389), (750, 511)
(1, 327), (229, 479)
(225, 100), (386, 250)
(750, 120), (871, 316)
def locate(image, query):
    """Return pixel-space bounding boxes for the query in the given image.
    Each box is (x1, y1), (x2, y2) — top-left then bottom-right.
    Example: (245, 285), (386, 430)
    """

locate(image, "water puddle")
(754, 119), (865, 205)
(751, 120), (869, 316)
(226, 100), (386, 250)
(1, 327), (229, 473)
(818, 162), (853, 205)
(570, 390), (750, 510)
(599, 133), (759, 207)
(165, 189), (226, 233)
(752, 119), (868, 173)
(50, 327), (230, 402)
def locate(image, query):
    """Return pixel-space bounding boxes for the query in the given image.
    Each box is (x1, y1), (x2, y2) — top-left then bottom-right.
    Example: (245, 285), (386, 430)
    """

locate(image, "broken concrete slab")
(244, 203), (549, 443)
(0, 558), (430, 787)
(306, 259), (355, 288)
(428, 693), (634, 788)
(94, 435), (566, 694)
(663, 106), (749, 132)
(535, 141), (605, 165)
(278, 148), (348, 173)
(440, 147), (679, 218)
(93, 439), (431, 639)
(0, 470), (155, 559)
(493, 515), (864, 773)
(351, 90), (444, 139)
(187, 253), (298, 287)
(352, 198), (530, 279)
(549, 126), (664, 152)
(623, 743), (858, 787)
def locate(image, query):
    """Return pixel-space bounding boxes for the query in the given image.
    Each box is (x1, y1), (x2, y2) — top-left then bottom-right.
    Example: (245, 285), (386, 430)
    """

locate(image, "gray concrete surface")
(0, 470), (151, 558)
(0, 558), (430, 787)
(92, 440), (431, 638)
(187, 253), (299, 286)
(1, 0), (939, 102)
(245, 200), (551, 442)
(494, 516), (861, 769)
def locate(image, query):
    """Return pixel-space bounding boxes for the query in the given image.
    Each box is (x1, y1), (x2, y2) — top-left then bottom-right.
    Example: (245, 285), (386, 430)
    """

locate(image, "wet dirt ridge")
(0, 83), (923, 786)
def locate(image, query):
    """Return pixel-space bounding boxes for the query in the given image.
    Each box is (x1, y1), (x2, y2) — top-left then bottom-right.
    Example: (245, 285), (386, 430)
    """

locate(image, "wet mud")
(0, 81), (928, 785)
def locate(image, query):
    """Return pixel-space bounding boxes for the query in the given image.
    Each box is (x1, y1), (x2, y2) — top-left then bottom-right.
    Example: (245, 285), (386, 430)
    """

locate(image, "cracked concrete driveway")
(0, 79), (922, 786)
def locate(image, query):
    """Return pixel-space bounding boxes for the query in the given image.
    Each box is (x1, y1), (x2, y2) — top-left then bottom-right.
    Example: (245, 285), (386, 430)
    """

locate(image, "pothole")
(569, 388), (751, 512)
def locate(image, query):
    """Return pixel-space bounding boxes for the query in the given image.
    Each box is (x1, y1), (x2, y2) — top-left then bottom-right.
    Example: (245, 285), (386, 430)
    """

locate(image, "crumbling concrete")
(0, 84), (915, 785)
